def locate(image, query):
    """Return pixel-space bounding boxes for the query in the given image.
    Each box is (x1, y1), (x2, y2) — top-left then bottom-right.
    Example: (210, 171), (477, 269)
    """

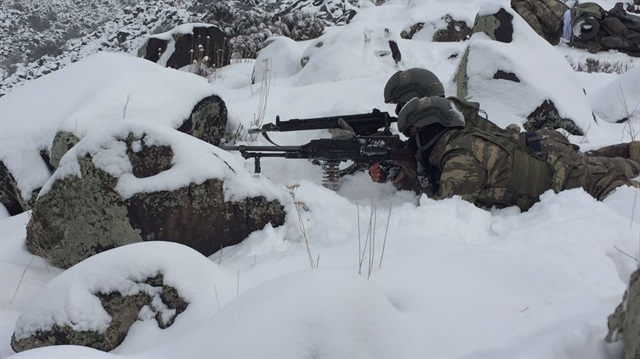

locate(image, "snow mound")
(0, 52), (217, 201)
(13, 241), (236, 349)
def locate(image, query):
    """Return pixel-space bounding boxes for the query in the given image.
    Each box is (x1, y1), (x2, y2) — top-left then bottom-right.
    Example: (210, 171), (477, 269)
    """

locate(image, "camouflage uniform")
(511, 0), (570, 45)
(418, 128), (640, 210)
(423, 128), (552, 210)
(507, 126), (640, 179)
(384, 96), (501, 194)
(568, 2), (640, 56)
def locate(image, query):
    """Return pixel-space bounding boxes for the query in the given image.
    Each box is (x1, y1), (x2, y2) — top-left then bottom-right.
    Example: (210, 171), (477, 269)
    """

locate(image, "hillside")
(0, 0), (366, 95)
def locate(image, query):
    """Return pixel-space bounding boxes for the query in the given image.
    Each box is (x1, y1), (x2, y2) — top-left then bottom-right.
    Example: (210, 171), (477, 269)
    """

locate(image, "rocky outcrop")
(11, 272), (187, 353)
(139, 24), (230, 70)
(606, 269), (640, 359)
(26, 126), (286, 269)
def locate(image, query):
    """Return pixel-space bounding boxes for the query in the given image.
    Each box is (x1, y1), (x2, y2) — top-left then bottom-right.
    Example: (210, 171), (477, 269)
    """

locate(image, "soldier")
(394, 96), (640, 211)
(565, 1), (640, 56)
(371, 68), (504, 195)
(511, 0), (570, 45)
(370, 68), (640, 195)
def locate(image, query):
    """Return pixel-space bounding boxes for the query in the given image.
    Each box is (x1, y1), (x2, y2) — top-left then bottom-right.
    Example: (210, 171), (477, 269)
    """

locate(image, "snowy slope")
(1, 0), (640, 358)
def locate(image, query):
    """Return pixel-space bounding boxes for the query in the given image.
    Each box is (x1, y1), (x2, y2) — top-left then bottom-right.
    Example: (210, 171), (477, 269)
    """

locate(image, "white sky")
(1, 1), (640, 358)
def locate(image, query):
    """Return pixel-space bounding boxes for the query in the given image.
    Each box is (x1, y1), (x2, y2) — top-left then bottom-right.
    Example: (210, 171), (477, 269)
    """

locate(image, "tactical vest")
(570, 2), (606, 22)
(464, 128), (553, 211)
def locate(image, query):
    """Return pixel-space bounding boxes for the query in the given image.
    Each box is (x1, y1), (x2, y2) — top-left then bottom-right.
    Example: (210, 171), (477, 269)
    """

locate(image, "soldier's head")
(398, 96), (464, 149)
(384, 68), (445, 115)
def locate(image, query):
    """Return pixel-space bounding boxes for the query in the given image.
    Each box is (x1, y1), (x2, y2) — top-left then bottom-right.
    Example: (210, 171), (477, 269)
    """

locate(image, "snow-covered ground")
(1, 0), (639, 357)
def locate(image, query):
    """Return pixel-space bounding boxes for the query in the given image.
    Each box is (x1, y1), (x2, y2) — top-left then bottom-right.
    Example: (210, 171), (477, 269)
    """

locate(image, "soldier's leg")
(587, 142), (631, 158)
(566, 159), (638, 200)
(608, 157), (640, 179)
(588, 141), (640, 158)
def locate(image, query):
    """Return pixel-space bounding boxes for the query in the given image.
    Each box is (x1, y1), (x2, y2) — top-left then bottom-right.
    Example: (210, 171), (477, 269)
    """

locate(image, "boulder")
(46, 95), (227, 174)
(606, 269), (640, 359)
(138, 24), (230, 70)
(11, 274), (183, 352)
(11, 241), (230, 353)
(26, 154), (142, 268)
(26, 123), (287, 269)
(0, 53), (229, 217)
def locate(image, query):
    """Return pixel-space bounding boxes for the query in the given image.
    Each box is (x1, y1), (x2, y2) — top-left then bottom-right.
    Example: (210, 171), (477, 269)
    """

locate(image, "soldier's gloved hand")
(368, 162), (386, 183)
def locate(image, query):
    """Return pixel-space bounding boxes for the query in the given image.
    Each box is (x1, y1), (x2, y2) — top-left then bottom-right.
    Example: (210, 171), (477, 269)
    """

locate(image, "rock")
(400, 22), (425, 39)
(523, 99), (584, 135)
(47, 96), (226, 174)
(26, 154), (142, 268)
(176, 95), (227, 147)
(50, 131), (80, 169)
(401, 15), (472, 42)
(606, 269), (640, 359)
(433, 15), (473, 42)
(138, 24), (230, 70)
(26, 124), (286, 269)
(11, 241), (230, 353)
(473, 7), (515, 43)
(0, 161), (30, 216)
(11, 271), (186, 352)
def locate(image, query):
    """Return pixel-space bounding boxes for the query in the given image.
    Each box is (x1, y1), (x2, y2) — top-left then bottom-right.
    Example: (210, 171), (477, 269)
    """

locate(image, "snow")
(462, 5), (596, 131)
(592, 65), (640, 123)
(0, 52), (218, 201)
(1, 1), (640, 358)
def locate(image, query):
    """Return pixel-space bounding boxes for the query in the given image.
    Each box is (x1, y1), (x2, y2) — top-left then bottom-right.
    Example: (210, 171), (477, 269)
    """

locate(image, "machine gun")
(249, 109), (397, 144)
(220, 136), (410, 190)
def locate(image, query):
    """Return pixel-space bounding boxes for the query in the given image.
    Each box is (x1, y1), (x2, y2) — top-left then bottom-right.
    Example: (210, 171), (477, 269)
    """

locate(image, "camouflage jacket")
(424, 128), (553, 211)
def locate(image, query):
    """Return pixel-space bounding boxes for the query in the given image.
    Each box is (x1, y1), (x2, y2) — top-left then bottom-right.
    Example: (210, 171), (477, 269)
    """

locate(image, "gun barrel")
(250, 110), (397, 136)
(220, 145), (301, 152)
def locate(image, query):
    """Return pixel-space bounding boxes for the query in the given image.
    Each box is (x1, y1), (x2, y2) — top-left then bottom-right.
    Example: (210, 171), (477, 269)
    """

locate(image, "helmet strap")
(414, 126), (446, 154)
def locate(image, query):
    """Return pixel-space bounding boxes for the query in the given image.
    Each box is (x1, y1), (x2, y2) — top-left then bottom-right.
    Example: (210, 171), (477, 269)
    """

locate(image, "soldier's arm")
(434, 150), (486, 203)
(546, 152), (574, 192)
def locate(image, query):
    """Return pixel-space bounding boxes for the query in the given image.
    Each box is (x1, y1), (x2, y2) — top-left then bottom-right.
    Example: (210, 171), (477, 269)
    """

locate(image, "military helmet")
(383, 68), (445, 104)
(397, 96), (465, 134)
